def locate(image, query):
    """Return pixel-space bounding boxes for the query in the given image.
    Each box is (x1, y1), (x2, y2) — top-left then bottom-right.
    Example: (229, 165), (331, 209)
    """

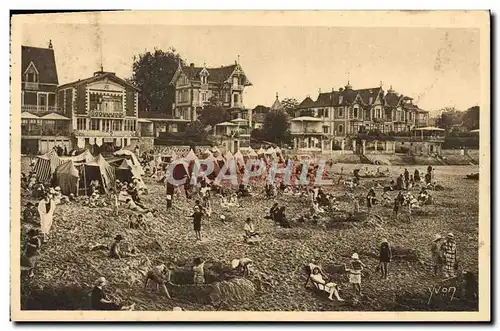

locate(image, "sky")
(21, 23), (480, 113)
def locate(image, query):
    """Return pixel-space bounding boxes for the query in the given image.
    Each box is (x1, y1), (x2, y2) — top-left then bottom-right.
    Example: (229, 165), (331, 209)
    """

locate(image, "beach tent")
(193, 154), (221, 180)
(33, 149), (65, 182)
(83, 154), (116, 194)
(169, 160), (190, 183)
(113, 149), (144, 175)
(257, 147), (266, 155)
(53, 160), (80, 196)
(247, 147), (258, 158)
(185, 149), (198, 162)
(266, 147), (275, 154)
(274, 147), (282, 154)
(71, 149), (94, 163)
(115, 159), (143, 183)
(224, 150), (234, 160)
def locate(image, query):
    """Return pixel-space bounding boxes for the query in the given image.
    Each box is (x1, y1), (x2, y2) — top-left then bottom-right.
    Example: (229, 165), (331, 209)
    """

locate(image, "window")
(38, 94), (47, 106)
(233, 76), (239, 87)
(113, 120), (122, 131)
(27, 72), (36, 82)
(103, 119), (111, 131)
(338, 108), (343, 117)
(201, 92), (206, 102)
(353, 108), (358, 118)
(90, 119), (100, 130)
(48, 93), (56, 106)
(338, 125), (344, 134)
(324, 109), (329, 118)
(77, 118), (87, 130)
(323, 126), (329, 134)
(233, 94), (239, 103)
(201, 75), (207, 85)
(225, 92), (230, 102)
(124, 120), (136, 132)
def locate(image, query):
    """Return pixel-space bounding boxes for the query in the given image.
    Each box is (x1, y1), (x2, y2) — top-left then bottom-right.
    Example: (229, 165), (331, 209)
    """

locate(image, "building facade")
(56, 70), (142, 151)
(21, 41), (74, 154)
(169, 60), (252, 121)
(295, 83), (430, 138)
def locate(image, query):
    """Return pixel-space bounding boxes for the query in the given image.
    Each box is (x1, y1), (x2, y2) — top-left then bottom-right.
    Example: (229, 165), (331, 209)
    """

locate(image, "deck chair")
(304, 263), (335, 297)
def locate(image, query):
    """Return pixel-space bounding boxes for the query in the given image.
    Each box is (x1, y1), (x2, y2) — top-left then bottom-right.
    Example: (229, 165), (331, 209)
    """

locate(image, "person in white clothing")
(38, 193), (56, 242)
(309, 265), (344, 301)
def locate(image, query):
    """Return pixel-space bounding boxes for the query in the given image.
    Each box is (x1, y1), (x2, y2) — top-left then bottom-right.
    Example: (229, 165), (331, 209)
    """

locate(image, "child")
(347, 253), (366, 297)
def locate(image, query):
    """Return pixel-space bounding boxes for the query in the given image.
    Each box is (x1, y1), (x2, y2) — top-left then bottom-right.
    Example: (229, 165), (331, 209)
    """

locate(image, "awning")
(41, 113), (71, 120)
(414, 126), (445, 131)
(21, 112), (40, 119)
(216, 121), (237, 126)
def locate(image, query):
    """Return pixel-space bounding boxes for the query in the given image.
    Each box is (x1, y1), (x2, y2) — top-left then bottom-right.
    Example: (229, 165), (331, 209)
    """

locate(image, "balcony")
(74, 130), (140, 137)
(22, 105), (61, 113)
(231, 85), (245, 91)
(21, 127), (70, 137)
(88, 110), (125, 119)
(24, 82), (39, 90)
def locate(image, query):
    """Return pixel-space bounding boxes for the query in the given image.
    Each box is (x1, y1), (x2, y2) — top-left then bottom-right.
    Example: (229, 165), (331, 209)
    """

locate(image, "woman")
(109, 234), (137, 259)
(379, 238), (392, 279)
(265, 203), (279, 221)
(275, 206), (291, 228)
(309, 266), (344, 302)
(21, 229), (41, 276)
(192, 258), (206, 284)
(38, 193), (56, 242)
(189, 206), (204, 241)
(244, 218), (259, 239)
(91, 277), (135, 310)
(414, 169), (421, 182)
(347, 253), (366, 297)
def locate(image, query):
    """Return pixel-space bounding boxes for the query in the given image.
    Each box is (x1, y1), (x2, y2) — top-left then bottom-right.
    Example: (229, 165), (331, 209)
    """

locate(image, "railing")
(140, 131), (155, 137)
(138, 111), (188, 120)
(74, 130), (140, 137)
(21, 128), (70, 136)
(89, 110), (125, 118)
(22, 105), (61, 112)
(24, 82), (39, 90)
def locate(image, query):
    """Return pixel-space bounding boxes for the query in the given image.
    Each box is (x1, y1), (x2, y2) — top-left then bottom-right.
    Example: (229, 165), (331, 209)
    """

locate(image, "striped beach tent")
(33, 149), (65, 182)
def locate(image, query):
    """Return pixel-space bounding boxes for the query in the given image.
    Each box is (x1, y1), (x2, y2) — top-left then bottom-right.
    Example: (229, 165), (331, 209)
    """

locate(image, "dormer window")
(24, 62), (39, 83)
(201, 75), (208, 85)
(233, 76), (239, 87)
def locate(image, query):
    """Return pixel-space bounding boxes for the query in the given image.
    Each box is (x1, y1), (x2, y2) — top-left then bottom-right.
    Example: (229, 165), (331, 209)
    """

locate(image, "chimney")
(48, 39), (53, 49)
(319, 88), (322, 94)
(190, 63), (194, 68)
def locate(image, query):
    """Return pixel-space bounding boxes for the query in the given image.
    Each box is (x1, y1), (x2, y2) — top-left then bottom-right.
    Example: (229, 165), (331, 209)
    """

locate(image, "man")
(144, 264), (171, 298)
(441, 233), (458, 278)
(431, 234), (444, 276)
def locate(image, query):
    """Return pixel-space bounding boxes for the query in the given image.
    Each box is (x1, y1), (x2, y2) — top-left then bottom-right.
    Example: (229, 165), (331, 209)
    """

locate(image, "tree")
(262, 111), (292, 146)
(435, 107), (463, 131)
(197, 104), (231, 127)
(462, 106), (479, 130)
(281, 97), (299, 117)
(250, 128), (266, 142)
(130, 47), (183, 113)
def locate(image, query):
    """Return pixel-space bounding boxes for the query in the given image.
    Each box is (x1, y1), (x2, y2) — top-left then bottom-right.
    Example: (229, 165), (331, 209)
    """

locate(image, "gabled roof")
(315, 91), (339, 107)
(21, 46), (58, 84)
(57, 71), (140, 91)
(298, 96), (316, 109)
(384, 91), (401, 107)
(340, 86), (358, 105)
(41, 112), (71, 120)
(270, 96), (284, 111)
(172, 63), (251, 86)
(356, 87), (382, 105)
(252, 105), (270, 113)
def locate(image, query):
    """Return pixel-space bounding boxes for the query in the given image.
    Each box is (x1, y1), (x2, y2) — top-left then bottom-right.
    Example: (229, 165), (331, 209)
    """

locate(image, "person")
(244, 218), (259, 238)
(347, 253), (366, 297)
(125, 198), (147, 213)
(144, 264), (171, 298)
(395, 174), (404, 190)
(23, 202), (38, 224)
(425, 172), (432, 185)
(201, 195), (212, 218)
(414, 169), (421, 182)
(264, 203), (279, 221)
(379, 238), (392, 279)
(164, 171), (175, 209)
(21, 229), (42, 275)
(431, 234), (444, 276)
(91, 277), (135, 310)
(231, 258), (253, 276)
(381, 191), (392, 207)
(275, 206), (291, 228)
(309, 265), (344, 301)
(53, 186), (70, 205)
(38, 193), (56, 242)
(189, 206), (204, 241)
(192, 258), (206, 284)
(441, 233), (458, 278)
(109, 234), (136, 259)
(366, 188), (376, 211)
(404, 168), (410, 187)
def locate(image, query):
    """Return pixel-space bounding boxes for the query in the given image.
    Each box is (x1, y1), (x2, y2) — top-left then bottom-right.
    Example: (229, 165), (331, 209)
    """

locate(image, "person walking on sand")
(431, 234), (444, 276)
(38, 192), (56, 242)
(347, 253), (366, 298)
(379, 238), (392, 279)
(188, 206), (204, 241)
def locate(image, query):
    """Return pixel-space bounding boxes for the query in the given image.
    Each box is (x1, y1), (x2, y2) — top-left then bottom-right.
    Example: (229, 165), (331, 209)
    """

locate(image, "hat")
(434, 234), (442, 241)
(55, 186), (61, 191)
(231, 259), (240, 269)
(447, 232), (454, 238)
(381, 238), (388, 244)
(49, 188), (55, 194)
(92, 192), (97, 196)
(245, 217), (252, 223)
(351, 253), (359, 260)
(220, 215), (226, 220)
(114, 234), (124, 241)
(95, 277), (108, 286)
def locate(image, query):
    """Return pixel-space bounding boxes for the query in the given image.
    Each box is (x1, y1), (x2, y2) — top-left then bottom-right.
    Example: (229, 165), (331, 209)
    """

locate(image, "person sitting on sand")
(418, 187), (430, 204)
(231, 258), (253, 276)
(128, 214), (149, 230)
(264, 202), (280, 221)
(311, 201), (325, 215)
(21, 228), (41, 276)
(91, 277), (135, 310)
(109, 234), (137, 259)
(144, 264), (171, 298)
(275, 206), (291, 228)
(192, 258), (206, 284)
(309, 265), (344, 302)
(244, 218), (259, 239)
(366, 188), (377, 210)
(124, 198), (147, 213)
(381, 190), (392, 207)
